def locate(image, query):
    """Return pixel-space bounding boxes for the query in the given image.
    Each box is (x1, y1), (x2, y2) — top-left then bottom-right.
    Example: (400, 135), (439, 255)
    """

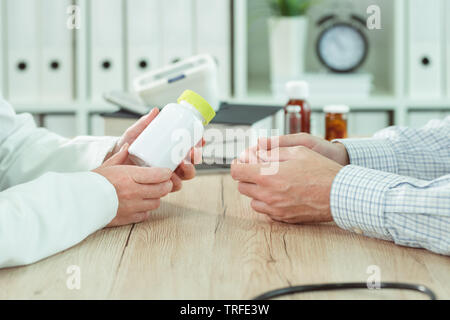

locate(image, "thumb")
(103, 143), (129, 167)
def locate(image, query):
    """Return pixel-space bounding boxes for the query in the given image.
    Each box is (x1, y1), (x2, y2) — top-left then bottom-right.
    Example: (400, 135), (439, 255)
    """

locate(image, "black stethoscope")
(254, 282), (437, 300)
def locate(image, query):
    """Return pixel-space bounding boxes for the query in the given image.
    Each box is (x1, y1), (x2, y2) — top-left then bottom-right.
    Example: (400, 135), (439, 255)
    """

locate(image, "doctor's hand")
(106, 107), (200, 193)
(231, 147), (342, 224)
(240, 133), (350, 166)
(94, 144), (173, 227)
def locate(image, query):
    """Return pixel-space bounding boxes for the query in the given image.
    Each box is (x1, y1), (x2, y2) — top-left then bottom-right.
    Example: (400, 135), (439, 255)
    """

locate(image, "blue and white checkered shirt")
(331, 116), (450, 255)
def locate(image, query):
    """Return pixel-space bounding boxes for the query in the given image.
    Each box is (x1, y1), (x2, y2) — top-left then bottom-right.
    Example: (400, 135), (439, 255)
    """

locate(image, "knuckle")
(265, 194), (277, 205)
(256, 174), (268, 185)
(122, 190), (134, 201)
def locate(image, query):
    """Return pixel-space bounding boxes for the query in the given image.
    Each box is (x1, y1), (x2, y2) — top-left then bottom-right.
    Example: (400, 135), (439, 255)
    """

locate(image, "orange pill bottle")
(324, 105), (349, 141)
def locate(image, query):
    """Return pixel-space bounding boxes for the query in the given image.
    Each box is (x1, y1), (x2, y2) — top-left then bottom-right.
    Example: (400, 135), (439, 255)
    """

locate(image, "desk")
(0, 174), (449, 299)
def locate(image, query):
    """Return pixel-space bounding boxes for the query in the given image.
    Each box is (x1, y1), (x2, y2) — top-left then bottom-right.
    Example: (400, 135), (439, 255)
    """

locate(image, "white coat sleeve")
(0, 99), (119, 189)
(0, 172), (118, 267)
(0, 99), (119, 267)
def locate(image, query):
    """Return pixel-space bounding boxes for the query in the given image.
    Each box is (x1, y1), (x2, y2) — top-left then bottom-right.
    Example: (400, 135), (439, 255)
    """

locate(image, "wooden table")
(0, 174), (449, 300)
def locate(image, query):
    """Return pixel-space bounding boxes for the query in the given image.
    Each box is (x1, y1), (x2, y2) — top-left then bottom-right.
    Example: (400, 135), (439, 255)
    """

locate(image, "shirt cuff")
(333, 138), (398, 173)
(330, 165), (403, 240)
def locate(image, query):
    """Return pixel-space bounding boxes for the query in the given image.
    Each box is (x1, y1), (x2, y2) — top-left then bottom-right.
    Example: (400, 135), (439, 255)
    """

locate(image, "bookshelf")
(3, 0), (450, 138)
(232, 0), (450, 135)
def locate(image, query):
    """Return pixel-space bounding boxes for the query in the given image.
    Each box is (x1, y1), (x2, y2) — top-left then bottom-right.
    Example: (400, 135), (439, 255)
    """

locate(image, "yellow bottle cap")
(177, 90), (216, 125)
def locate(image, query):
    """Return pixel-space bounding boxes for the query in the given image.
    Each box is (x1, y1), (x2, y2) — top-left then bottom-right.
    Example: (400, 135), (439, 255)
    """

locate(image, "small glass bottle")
(284, 81), (311, 135)
(324, 105), (350, 141)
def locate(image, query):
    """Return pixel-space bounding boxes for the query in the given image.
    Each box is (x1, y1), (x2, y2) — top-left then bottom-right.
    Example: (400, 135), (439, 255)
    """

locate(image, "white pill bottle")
(128, 90), (216, 170)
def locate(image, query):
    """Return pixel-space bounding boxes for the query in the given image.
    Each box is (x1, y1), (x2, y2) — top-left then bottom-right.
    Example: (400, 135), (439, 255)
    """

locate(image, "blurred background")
(0, 0), (449, 138)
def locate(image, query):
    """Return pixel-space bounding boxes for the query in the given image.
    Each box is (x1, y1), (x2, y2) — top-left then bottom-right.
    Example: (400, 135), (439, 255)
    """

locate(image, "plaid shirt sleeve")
(331, 166), (450, 255)
(334, 116), (450, 180)
(330, 117), (450, 255)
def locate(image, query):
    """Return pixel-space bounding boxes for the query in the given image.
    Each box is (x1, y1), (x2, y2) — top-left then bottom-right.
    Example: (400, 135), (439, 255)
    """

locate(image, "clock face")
(317, 23), (368, 73)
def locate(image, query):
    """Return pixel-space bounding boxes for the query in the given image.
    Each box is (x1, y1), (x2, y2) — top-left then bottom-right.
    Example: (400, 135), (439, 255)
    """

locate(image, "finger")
(195, 138), (205, 148)
(238, 182), (266, 202)
(257, 147), (305, 162)
(250, 199), (277, 215)
(126, 108), (159, 140)
(170, 173), (183, 192)
(102, 144), (129, 166)
(258, 134), (314, 150)
(175, 162), (196, 180)
(189, 146), (203, 164)
(230, 162), (264, 184)
(238, 146), (259, 164)
(134, 199), (161, 213)
(139, 180), (173, 199)
(131, 167), (172, 184)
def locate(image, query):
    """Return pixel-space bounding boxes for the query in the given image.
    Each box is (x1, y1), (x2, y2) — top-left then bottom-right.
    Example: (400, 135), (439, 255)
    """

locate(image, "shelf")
(13, 103), (118, 114)
(405, 100), (450, 110)
(228, 92), (398, 111)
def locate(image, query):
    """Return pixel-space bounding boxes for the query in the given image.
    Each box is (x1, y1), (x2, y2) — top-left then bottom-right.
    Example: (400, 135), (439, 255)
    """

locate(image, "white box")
(134, 54), (220, 111)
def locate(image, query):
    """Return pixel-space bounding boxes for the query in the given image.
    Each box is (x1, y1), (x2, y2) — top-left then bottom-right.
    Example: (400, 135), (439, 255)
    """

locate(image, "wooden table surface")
(0, 174), (449, 300)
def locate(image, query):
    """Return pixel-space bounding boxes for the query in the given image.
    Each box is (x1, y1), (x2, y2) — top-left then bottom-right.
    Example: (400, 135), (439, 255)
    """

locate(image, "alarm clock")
(316, 14), (369, 73)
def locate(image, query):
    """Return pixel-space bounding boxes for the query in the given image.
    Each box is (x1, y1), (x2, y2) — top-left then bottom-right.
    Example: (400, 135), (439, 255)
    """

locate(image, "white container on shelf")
(133, 54), (220, 111)
(268, 16), (309, 94)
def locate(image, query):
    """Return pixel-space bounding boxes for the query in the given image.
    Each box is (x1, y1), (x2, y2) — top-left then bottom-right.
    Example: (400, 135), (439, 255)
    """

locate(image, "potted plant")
(268, 0), (315, 94)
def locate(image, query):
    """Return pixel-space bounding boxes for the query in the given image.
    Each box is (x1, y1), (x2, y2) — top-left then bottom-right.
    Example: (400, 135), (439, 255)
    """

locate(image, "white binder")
(5, 0), (40, 104)
(125, 0), (161, 91)
(408, 0), (443, 99)
(40, 0), (74, 103)
(446, 0), (450, 98)
(195, 0), (231, 99)
(161, 0), (194, 66)
(89, 0), (124, 103)
(0, 1), (4, 98)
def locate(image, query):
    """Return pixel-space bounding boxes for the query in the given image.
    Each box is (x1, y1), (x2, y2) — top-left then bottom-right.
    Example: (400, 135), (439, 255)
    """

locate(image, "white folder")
(40, 0), (74, 103)
(89, 0), (124, 103)
(161, 0), (194, 66)
(408, 0), (443, 99)
(125, 0), (161, 91)
(5, 0), (40, 104)
(194, 0), (231, 99)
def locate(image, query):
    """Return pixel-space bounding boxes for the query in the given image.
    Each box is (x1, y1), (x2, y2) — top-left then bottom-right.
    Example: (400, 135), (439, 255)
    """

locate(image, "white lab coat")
(0, 99), (119, 268)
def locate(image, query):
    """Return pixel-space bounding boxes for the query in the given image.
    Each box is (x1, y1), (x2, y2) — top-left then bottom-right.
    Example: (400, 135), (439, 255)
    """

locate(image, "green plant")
(269, 0), (315, 17)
